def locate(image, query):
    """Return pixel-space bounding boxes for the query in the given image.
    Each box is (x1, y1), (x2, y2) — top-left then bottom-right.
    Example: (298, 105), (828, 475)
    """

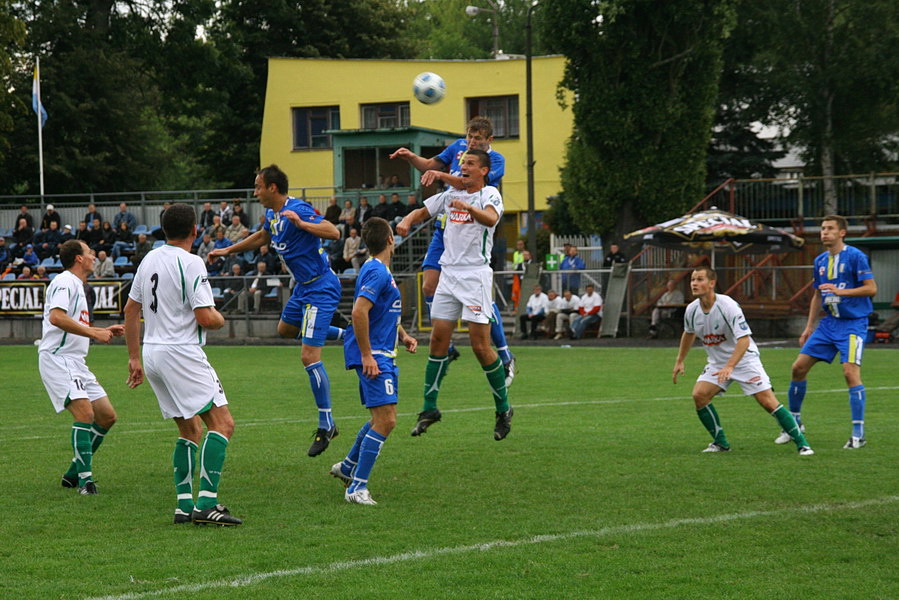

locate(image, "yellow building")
(260, 56), (572, 230)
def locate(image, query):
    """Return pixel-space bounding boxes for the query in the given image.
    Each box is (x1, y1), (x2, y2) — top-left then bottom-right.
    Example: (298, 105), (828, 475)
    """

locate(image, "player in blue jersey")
(390, 116), (516, 387)
(210, 165), (344, 457)
(330, 217), (417, 505)
(783, 215), (877, 449)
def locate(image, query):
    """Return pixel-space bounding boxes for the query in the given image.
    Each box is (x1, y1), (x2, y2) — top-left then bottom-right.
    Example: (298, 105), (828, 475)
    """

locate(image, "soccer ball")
(412, 72), (446, 105)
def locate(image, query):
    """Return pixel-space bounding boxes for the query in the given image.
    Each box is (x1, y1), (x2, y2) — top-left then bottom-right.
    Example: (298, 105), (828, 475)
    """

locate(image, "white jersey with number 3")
(129, 244), (215, 345)
(424, 186), (503, 269)
(683, 293), (759, 367)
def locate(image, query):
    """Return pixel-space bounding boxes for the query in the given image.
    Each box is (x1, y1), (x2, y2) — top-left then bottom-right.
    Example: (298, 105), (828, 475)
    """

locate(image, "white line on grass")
(86, 494), (899, 600)
(10, 385), (899, 442)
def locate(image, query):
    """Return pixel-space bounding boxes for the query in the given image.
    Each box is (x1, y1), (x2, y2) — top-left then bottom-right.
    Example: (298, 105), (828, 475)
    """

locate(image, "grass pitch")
(2, 343), (898, 599)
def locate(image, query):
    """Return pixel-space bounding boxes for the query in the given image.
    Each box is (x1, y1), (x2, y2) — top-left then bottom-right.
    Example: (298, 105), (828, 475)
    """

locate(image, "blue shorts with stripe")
(281, 271), (341, 346)
(800, 316), (867, 365)
(422, 228), (444, 272)
(353, 356), (398, 408)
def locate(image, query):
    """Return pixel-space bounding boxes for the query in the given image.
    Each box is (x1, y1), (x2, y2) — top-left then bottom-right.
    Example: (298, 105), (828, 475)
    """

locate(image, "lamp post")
(465, 1), (500, 58)
(525, 2), (539, 258)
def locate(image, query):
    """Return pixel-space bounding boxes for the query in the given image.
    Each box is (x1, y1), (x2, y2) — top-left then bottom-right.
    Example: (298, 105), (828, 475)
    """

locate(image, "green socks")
(772, 404), (808, 448)
(174, 438), (199, 514)
(197, 431), (229, 510)
(71, 422), (94, 486)
(483, 358), (509, 413)
(697, 404), (729, 448)
(423, 355), (450, 411)
(65, 422), (108, 480)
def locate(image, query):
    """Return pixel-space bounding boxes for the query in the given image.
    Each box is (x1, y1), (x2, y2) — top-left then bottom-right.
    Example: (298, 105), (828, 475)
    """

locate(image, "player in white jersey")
(124, 204), (241, 525)
(396, 149), (513, 440)
(38, 240), (124, 495)
(672, 266), (813, 455)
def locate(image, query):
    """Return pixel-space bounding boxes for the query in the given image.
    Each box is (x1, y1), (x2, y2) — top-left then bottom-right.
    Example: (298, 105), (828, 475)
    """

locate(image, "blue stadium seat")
(2, 273), (14, 281)
(121, 272), (134, 280)
(133, 224), (149, 235)
(52, 259), (63, 269)
(40, 257), (55, 267)
(48, 272), (58, 280)
(114, 256), (130, 266)
(152, 240), (165, 249)
(211, 287), (224, 301)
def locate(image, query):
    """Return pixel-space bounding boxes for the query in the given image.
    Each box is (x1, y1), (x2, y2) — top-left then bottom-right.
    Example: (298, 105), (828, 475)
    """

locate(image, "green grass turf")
(2, 343), (898, 599)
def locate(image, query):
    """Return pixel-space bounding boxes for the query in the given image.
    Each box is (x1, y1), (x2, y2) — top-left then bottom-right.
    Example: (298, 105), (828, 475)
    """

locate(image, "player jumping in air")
(210, 165), (345, 457)
(330, 217), (418, 505)
(784, 215), (877, 449)
(39, 239), (125, 495)
(673, 266), (813, 455)
(397, 149), (513, 440)
(390, 117), (516, 399)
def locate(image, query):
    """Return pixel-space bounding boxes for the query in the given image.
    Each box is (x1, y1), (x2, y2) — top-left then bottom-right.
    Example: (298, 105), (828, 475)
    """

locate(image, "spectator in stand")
(18, 265), (36, 279)
(36, 264), (49, 279)
(405, 193), (420, 214)
(83, 204), (103, 229)
(218, 200), (233, 224)
(570, 284), (603, 340)
(389, 192), (407, 225)
(342, 226), (367, 272)
(512, 239), (526, 270)
(339, 200), (355, 230)
(87, 218), (105, 253)
(248, 262), (276, 313)
(60, 224), (75, 244)
(41, 204), (62, 231)
(0, 237), (9, 270)
(16, 205), (34, 229)
(603, 242), (628, 267)
(355, 197), (372, 226)
(196, 233), (215, 263)
(159, 202), (171, 222)
(648, 278), (686, 339)
(213, 229), (232, 251)
(75, 221), (90, 243)
(22, 245), (39, 267)
(221, 263), (248, 313)
(198, 202), (216, 230)
(93, 250), (115, 279)
(560, 245), (586, 293)
(342, 214), (359, 239)
(324, 196), (342, 226)
(37, 221), (63, 260)
(113, 203), (137, 231)
(371, 194), (391, 220)
(133, 233), (154, 267)
(232, 201), (250, 228)
(253, 243), (279, 274)
(111, 221), (135, 259)
(224, 215), (248, 243)
(13, 217), (34, 256)
(205, 215), (224, 240)
(544, 289), (563, 338)
(519, 284), (549, 339)
(98, 221), (116, 255)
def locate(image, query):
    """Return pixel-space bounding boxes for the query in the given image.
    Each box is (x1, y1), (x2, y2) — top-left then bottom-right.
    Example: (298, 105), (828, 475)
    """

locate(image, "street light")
(465, 2), (500, 58)
(525, 2), (539, 259)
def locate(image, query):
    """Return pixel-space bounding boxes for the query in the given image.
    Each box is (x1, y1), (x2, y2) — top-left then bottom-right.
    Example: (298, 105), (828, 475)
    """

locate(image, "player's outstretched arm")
(399, 325), (418, 354)
(209, 228), (270, 259)
(123, 298), (144, 388)
(389, 148), (443, 173)
(195, 306), (225, 331)
(282, 209), (340, 240)
(48, 308), (115, 344)
(396, 206), (432, 237)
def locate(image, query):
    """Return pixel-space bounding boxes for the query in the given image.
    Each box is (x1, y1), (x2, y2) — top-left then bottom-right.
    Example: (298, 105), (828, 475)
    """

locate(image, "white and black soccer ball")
(412, 72), (446, 105)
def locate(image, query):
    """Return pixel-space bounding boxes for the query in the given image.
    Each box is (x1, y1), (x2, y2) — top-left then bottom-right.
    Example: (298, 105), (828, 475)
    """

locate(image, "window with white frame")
(360, 103), (410, 129)
(466, 96), (519, 139)
(292, 106), (340, 149)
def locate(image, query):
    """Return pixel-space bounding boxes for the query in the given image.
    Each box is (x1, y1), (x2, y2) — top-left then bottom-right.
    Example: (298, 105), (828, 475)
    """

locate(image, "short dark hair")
(162, 203), (197, 240)
(467, 116), (493, 138)
(693, 265), (717, 281)
(466, 148), (490, 169)
(256, 164), (289, 194)
(362, 217), (393, 256)
(59, 240), (87, 269)
(822, 214), (848, 231)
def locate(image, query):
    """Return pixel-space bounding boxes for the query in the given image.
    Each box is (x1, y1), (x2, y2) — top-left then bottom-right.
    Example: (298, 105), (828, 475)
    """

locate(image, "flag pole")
(35, 57), (45, 197)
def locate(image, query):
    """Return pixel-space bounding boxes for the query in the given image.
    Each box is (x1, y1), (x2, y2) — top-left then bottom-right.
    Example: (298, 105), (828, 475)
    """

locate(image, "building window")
(361, 103), (410, 129)
(292, 106), (340, 150)
(466, 96), (519, 139)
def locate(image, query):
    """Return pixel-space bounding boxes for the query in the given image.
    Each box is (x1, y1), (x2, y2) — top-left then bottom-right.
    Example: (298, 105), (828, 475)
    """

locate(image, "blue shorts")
(422, 228), (444, 272)
(281, 271), (341, 346)
(800, 316), (867, 365)
(354, 356), (398, 408)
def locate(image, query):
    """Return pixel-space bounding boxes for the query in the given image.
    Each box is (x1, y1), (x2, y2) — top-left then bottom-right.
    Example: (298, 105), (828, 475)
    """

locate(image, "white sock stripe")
(178, 437), (199, 448)
(852, 420), (864, 424)
(207, 430), (229, 443)
(177, 493), (193, 500)
(352, 476), (368, 484)
(319, 408), (332, 414)
(90, 428), (106, 437)
(73, 426), (92, 433)
(78, 471), (93, 478)
(198, 490), (218, 498)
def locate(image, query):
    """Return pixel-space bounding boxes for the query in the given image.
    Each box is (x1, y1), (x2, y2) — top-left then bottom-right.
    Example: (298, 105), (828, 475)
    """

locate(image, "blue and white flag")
(32, 63), (48, 128)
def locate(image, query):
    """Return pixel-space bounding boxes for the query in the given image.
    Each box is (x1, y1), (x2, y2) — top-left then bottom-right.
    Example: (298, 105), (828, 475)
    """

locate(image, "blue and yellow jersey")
(813, 245), (874, 319)
(263, 197), (330, 285)
(344, 258), (402, 368)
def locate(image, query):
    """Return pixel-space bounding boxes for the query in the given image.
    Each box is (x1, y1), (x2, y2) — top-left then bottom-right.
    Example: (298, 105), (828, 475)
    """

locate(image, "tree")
(543, 0), (737, 240)
(0, 0), (25, 172)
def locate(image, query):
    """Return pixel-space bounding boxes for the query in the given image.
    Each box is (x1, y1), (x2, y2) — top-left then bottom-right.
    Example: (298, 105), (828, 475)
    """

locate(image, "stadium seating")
(121, 272), (134, 280)
(2, 273), (14, 280)
(40, 257), (56, 267)
(152, 240), (165, 249)
(133, 224), (149, 235)
(339, 268), (356, 279)
(114, 256), (130, 267)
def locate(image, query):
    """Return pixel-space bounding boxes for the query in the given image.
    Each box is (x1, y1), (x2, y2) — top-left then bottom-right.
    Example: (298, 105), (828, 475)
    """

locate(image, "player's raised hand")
(420, 170), (442, 187)
(281, 209), (306, 230)
(107, 324), (125, 337)
(208, 247), (229, 259)
(396, 219), (411, 237)
(672, 361), (685, 384)
(126, 358), (144, 388)
(389, 147), (413, 161)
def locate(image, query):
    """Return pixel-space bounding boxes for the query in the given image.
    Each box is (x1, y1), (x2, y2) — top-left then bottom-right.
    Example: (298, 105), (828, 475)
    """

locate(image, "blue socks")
(849, 384), (865, 438)
(327, 326), (345, 341)
(339, 421), (372, 478)
(491, 302), (512, 365)
(348, 428), (386, 493)
(305, 361), (334, 429)
(788, 380), (807, 425)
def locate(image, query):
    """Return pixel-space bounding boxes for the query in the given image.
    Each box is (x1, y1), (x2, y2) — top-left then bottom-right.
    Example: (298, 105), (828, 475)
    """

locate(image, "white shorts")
(431, 267), (494, 325)
(697, 356), (772, 396)
(39, 352), (108, 413)
(143, 344), (228, 420)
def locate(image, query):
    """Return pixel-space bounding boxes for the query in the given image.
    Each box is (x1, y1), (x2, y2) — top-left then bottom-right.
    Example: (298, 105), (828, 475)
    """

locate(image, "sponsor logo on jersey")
(818, 266), (825, 276)
(739, 321), (748, 330)
(748, 375), (763, 385)
(702, 333), (726, 346)
(78, 309), (90, 325)
(449, 209), (474, 224)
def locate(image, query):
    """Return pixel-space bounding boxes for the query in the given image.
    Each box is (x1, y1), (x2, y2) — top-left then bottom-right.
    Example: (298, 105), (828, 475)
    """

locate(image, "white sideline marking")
(86, 495), (899, 600)
(9, 386), (899, 443)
